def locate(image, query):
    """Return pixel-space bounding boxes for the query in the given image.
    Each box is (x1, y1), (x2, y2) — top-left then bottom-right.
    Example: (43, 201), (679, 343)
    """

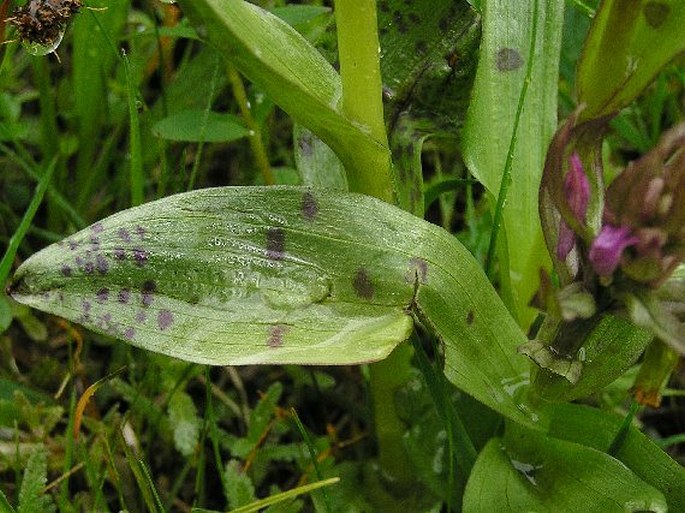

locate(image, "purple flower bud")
(557, 153), (590, 260)
(589, 224), (640, 276)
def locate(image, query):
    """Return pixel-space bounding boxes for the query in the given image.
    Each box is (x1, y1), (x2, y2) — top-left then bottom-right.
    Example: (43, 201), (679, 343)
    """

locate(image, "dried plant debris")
(7, 0), (82, 56)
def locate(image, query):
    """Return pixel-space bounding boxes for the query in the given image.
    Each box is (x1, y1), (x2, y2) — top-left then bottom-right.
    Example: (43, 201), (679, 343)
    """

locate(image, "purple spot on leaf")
(61, 265), (72, 277)
(92, 222), (104, 234)
(644, 2), (669, 28)
(298, 134), (313, 156)
(352, 268), (374, 300)
(496, 47), (523, 72)
(75, 256), (85, 266)
(406, 257), (428, 284)
(113, 248), (126, 260)
(267, 324), (289, 348)
(133, 248), (149, 266)
(96, 254), (109, 274)
(118, 288), (131, 304)
(68, 240), (79, 251)
(82, 300), (92, 312)
(266, 227), (285, 260)
(142, 280), (156, 307)
(135, 311), (147, 324)
(158, 310), (174, 331)
(96, 288), (109, 303)
(466, 311), (475, 325)
(124, 327), (135, 340)
(84, 262), (95, 274)
(301, 191), (318, 221)
(97, 312), (112, 329)
(90, 236), (100, 247)
(117, 228), (131, 243)
(135, 225), (146, 239)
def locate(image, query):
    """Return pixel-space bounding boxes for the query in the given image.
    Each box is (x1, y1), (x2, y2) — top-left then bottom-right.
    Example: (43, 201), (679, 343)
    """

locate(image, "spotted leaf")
(9, 186), (537, 428)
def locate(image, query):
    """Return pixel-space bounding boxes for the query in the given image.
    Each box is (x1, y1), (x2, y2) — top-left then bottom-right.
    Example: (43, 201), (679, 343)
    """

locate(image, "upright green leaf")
(462, 0), (564, 325)
(463, 432), (667, 513)
(9, 186), (538, 427)
(549, 403), (685, 511)
(577, 0), (685, 120)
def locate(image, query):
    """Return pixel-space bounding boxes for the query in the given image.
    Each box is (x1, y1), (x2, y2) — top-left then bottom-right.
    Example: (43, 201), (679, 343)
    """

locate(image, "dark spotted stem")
(335, 0), (415, 489)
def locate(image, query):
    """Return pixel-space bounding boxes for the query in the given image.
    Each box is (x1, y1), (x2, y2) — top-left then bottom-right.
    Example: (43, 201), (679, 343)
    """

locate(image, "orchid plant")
(2, 0), (685, 511)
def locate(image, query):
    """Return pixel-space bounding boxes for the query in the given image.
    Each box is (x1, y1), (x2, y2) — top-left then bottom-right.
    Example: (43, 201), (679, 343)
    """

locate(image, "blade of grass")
(204, 367), (230, 510)
(122, 50), (144, 206)
(227, 64), (274, 186)
(120, 422), (164, 513)
(412, 336), (477, 474)
(424, 178), (477, 210)
(607, 400), (640, 457)
(188, 54), (222, 190)
(289, 408), (332, 513)
(0, 488), (16, 513)
(59, 387), (77, 506)
(192, 477), (340, 513)
(484, 0), (540, 280)
(0, 142), (86, 230)
(0, 158), (56, 285)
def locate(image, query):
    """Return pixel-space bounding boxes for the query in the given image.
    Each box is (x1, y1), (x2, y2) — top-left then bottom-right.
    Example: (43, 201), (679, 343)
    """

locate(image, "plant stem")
(335, 0), (413, 488)
(335, 0), (394, 203)
(227, 64), (274, 185)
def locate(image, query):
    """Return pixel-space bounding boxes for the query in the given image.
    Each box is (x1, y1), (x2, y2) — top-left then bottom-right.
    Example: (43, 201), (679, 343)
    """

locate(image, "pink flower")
(589, 224), (640, 276)
(557, 153), (590, 260)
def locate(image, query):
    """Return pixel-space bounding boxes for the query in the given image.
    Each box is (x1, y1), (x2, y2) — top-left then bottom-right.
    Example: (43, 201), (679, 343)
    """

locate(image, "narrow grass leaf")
(411, 337), (477, 474)
(289, 408), (331, 513)
(120, 426), (164, 513)
(192, 477), (340, 513)
(0, 158), (56, 285)
(0, 489), (16, 513)
(122, 50), (144, 207)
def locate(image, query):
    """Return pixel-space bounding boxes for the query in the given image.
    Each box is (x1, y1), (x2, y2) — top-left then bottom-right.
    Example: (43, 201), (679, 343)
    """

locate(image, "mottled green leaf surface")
(378, 0), (480, 215)
(9, 187), (537, 427)
(462, 0), (564, 325)
(463, 433), (667, 513)
(577, 0), (685, 120)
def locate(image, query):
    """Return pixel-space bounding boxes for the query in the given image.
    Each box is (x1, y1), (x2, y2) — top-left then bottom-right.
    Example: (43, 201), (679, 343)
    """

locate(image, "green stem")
(335, 0), (413, 488)
(335, 0), (394, 203)
(227, 64), (274, 185)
